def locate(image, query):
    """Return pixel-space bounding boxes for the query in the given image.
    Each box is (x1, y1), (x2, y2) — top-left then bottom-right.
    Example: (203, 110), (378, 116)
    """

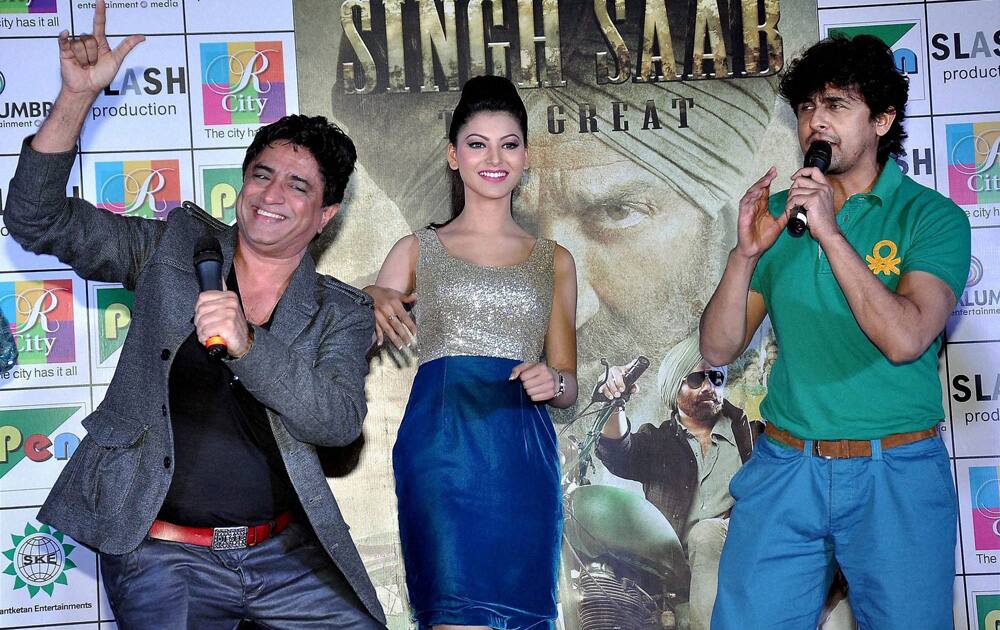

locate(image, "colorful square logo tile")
(95, 160), (181, 220)
(0, 280), (74, 364)
(970, 466), (1000, 550)
(946, 121), (1000, 206)
(0, 404), (83, 479)
(828, 22), (920, 76)
(976, 593), (1000, 630)
(201, 166), (242, 224)
(95, 286), (133, 364)
(0, 0), (57, 14)
(200, 41), (286, 126)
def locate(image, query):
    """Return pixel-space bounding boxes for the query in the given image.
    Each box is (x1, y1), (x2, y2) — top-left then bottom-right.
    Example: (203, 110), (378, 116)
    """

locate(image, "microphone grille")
(193, 236), (223, 265)
(805, 141), (833, 172)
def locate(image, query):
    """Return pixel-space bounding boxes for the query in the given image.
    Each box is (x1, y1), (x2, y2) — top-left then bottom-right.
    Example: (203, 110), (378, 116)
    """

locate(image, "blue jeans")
(100, 522), (383, 630)
(711, 433), (957, 630)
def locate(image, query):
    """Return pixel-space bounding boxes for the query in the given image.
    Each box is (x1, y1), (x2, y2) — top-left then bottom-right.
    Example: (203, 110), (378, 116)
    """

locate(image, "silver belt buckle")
(211, 526), (249, 551)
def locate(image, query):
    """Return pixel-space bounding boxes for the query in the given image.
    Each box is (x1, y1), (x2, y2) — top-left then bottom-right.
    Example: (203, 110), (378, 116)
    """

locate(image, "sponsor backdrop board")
(0, 0), (298, 626)
(0, 1), (996, 630)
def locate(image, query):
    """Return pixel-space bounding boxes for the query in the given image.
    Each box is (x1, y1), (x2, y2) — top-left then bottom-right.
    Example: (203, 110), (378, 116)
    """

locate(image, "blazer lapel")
(266, 253), (319, 346)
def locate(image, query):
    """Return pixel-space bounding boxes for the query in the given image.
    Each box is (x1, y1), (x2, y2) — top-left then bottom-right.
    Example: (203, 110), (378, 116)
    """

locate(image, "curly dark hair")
(779, 34), (908, 164)
(242, 114), (357, 206)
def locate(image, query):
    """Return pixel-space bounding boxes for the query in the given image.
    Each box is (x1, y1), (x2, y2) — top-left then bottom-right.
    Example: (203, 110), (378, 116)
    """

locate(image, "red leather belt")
(765, 423), (939, 459)
(148, 511), (294, 551)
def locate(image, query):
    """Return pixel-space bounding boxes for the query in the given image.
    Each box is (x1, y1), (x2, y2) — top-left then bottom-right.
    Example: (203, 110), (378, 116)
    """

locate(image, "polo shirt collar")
(857, 158), (903, 209)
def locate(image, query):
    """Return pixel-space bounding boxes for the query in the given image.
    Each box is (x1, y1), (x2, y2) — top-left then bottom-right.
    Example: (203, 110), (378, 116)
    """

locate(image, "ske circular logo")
(3, 523), (77, 597)
(15, 534), (64, 587)
(0, 70), (6, 97)
(967, 255), (984, 288)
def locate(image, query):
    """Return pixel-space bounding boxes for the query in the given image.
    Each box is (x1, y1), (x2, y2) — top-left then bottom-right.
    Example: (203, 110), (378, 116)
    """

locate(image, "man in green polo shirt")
(699, 35), (970, 629)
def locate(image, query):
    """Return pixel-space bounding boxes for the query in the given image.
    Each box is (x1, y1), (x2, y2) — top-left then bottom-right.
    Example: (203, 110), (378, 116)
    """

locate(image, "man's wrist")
(227, 325), (255, 361)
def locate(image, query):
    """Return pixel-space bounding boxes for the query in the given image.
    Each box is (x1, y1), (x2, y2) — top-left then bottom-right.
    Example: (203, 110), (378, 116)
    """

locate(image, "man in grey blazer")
(4, 1), (385, 627)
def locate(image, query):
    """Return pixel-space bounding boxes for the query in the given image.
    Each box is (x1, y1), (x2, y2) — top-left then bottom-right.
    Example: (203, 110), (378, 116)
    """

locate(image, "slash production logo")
(2, 522), (76, 597)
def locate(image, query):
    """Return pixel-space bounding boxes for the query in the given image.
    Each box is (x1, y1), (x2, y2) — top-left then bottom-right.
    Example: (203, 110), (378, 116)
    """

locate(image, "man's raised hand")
(57, 0), (144, 96)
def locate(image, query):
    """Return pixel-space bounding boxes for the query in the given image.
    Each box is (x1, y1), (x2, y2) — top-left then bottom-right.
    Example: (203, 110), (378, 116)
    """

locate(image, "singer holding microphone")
(3, 2), (385, 628)
(700, 35), (970, 629)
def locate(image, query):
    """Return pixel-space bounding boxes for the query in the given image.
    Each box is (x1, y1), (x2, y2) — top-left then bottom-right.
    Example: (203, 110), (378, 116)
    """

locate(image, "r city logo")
(96, 160), (180, 220)
(0, 281), (74, 363)
(946, 121), (1000, 206)
(200, 41), (286, 126)
(2, 522), (76, 598)
(0, 0), (57, 14)
(970, 466), (1000, 551)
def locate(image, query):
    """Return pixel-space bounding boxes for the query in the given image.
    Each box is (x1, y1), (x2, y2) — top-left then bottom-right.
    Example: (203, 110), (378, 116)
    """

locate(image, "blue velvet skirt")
(393, 356), (562, 630)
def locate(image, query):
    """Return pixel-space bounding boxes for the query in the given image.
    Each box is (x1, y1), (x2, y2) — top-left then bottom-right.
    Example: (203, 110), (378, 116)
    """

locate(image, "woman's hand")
(510, 361), (561, 402)
(363, 285), (416, 349)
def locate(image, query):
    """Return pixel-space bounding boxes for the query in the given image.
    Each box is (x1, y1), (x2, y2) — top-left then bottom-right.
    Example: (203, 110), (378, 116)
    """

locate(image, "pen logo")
(0, 280), (74, 364)
(0, 405), (83, 478)
(976, 593), (1000, 630)
(970, 466), (1000, 550)
(866, 240), (901, 276)
(201, 166), (242, 225)
(946, 121), (1000, 206)
(2, 523), (77, 598)
(201, 41), (286, 126)
(95, 286), (133, 364)
(96, 160), (181, 220)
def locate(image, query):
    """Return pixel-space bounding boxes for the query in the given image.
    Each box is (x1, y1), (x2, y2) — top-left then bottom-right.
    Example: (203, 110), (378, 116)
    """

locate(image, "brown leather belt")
(149, 511), (294, 551)
(764, 423), (939, 458)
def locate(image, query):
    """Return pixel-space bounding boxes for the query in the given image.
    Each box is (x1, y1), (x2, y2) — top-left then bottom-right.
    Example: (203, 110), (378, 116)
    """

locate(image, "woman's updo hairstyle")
(446, 75), (528, 218)
(448, 75), (528, 146)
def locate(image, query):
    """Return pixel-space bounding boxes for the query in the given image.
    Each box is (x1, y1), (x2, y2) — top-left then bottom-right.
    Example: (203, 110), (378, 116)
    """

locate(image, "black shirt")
(157, 267), (299, 527)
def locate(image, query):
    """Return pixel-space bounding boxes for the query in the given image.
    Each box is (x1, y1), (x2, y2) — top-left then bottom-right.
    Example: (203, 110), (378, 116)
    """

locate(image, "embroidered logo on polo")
(2, 522), (76, 597)
(865, 240), (901, 276)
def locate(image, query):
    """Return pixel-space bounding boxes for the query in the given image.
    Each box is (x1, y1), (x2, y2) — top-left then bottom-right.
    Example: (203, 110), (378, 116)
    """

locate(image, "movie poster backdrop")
(0, 1), (997, 628)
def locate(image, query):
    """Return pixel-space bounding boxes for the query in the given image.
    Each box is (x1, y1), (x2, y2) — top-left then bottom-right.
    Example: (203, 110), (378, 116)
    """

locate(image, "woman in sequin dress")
(364, 76), (578, 630)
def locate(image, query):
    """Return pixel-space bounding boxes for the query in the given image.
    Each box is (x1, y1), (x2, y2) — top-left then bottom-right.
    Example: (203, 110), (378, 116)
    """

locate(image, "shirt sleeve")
(901, 195), (971, 301)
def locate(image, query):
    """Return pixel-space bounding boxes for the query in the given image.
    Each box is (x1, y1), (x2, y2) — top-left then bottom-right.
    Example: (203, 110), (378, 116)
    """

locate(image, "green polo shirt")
(750, 159), (970, 439)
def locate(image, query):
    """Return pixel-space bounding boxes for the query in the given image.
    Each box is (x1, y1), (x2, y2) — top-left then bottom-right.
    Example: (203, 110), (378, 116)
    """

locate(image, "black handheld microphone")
(193, 236), (227, 359)
(591, 355), (651, 403)
(786, 140), (833, 237)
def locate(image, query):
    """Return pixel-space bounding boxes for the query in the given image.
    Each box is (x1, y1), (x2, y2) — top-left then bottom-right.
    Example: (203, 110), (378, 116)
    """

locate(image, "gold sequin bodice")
(414, 228), (555, 366)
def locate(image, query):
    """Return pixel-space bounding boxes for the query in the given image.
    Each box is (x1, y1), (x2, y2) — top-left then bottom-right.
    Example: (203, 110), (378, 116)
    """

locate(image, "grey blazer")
(5, 140), (386, 625)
